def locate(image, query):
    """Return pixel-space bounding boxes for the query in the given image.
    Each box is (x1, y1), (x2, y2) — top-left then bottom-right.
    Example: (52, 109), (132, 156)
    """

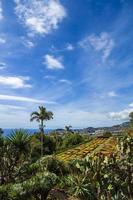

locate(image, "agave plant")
(66, 174), (96, 200)
(7, 129), (31, 160)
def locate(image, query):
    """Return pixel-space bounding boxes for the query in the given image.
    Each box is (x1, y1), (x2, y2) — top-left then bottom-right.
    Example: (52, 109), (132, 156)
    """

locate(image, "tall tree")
(65, 125), (73, 133)
(30, 106), (53, 156)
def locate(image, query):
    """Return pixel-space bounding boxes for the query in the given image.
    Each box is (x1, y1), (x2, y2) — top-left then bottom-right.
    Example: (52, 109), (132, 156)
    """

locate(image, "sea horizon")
(3, 128), (53, 136)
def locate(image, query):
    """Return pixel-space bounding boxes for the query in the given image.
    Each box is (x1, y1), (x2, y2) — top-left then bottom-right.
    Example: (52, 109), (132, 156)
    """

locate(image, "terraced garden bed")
(57, 137), (117, 162)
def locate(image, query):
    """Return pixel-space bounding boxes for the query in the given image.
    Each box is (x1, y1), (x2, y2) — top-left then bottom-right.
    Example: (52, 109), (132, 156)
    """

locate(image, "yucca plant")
(7, 129), (31, 159)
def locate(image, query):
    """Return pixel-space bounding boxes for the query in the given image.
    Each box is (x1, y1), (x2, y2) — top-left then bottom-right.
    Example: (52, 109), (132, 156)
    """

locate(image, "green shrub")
(62, 133), (84, 149)
(31, 133), (56, 161)
(103, 131), (112, 137)
(0, 172), (57, 200)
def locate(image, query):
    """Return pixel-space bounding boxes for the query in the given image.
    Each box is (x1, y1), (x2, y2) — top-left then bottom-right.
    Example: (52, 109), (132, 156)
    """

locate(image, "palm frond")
(30, 116), (40, 122)
(30, 112), (40, 117)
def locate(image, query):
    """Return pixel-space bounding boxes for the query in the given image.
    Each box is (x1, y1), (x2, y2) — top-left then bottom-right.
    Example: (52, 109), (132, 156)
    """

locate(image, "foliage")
(126, 127), (133, 137)
(20, 155), (68, 177)
(62, 135), (133, 200)
(129, 111), (133, 128)
(0, 125), (132, 200)
(50, 132), (63, 150)
(31, 133), (56, 161)
(7, 129), (31, 158)
(0, 128), (4, 136)
(61, 133), (84, 149)
(103, 131), (112, 137)
(66, 175), (95, 199)
(65, 125), (73, 133)
(0, 130), (32, 185)
(30, 106), (54, 158)
(0, 172), (57, 200)
(49, 132), (90, 153)
(30, 106), (53, 133)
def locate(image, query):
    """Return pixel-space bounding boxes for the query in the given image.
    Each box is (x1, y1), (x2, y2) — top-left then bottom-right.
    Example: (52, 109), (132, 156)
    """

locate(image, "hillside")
(82, 122), (129, 133)
(55, 122), (129, 134)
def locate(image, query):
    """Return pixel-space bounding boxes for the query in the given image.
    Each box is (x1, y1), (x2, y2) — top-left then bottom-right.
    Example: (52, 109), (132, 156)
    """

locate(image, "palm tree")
(65, 125), (73, 133)
(30, 106), (53, 157)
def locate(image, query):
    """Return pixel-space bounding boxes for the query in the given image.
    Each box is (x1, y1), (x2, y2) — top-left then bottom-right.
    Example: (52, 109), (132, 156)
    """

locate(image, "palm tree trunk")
(40, 120), (44, 157)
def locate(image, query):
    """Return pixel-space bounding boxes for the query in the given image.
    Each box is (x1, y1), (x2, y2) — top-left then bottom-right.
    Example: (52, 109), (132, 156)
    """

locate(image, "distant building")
(94, 129), (105, 135)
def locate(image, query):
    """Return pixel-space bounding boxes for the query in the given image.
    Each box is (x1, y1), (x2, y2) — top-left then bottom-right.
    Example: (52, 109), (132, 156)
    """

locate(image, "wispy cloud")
(0, 37), (6, 44)
(14, 0), (66, 36)
(21, 36), (34, 48)
(59, 79), (72, 84)
(80, 32), (114, 61)
(0, 104), (26, 111)
(0, 1), (3, 20)
(0, 94), (56, 104)
(0, 62), (6, 70)
(43, 54), (64, 70)
(44, 75), (55, 80)
(107, 91), (117, 97)
(51, 104), (110, 128)
(0, 76), (32, 89)
(24, 40), (34, 48)
(50, 43), (74, 53)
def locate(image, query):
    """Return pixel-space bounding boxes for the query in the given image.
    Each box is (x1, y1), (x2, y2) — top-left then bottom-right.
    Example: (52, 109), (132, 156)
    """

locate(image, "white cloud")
(109, 109), (132, 120)
(109, 103), (133, 120)
(44, 54), (64, 69)
(66, 43), (74, 51)
(59, 79), (71, 84)
(129, 103), (133, 107)
(80, 32), (114, 61)
(0, 94), (56, 104)
(14, 0), (66, 36)
(0, 76), (32, 89)
(0, 62), (6, 70)
(107, 91), (117, 97)
(0, 1), (3, 20)
(0, 37), (6, 44)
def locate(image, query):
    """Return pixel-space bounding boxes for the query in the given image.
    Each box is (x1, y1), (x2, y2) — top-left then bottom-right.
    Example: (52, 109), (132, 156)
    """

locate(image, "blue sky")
(0, 0), (133, 128)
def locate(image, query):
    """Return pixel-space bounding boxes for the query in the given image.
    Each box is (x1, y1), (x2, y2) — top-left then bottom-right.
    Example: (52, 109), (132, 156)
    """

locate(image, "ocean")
(3, 129), (53, 136)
